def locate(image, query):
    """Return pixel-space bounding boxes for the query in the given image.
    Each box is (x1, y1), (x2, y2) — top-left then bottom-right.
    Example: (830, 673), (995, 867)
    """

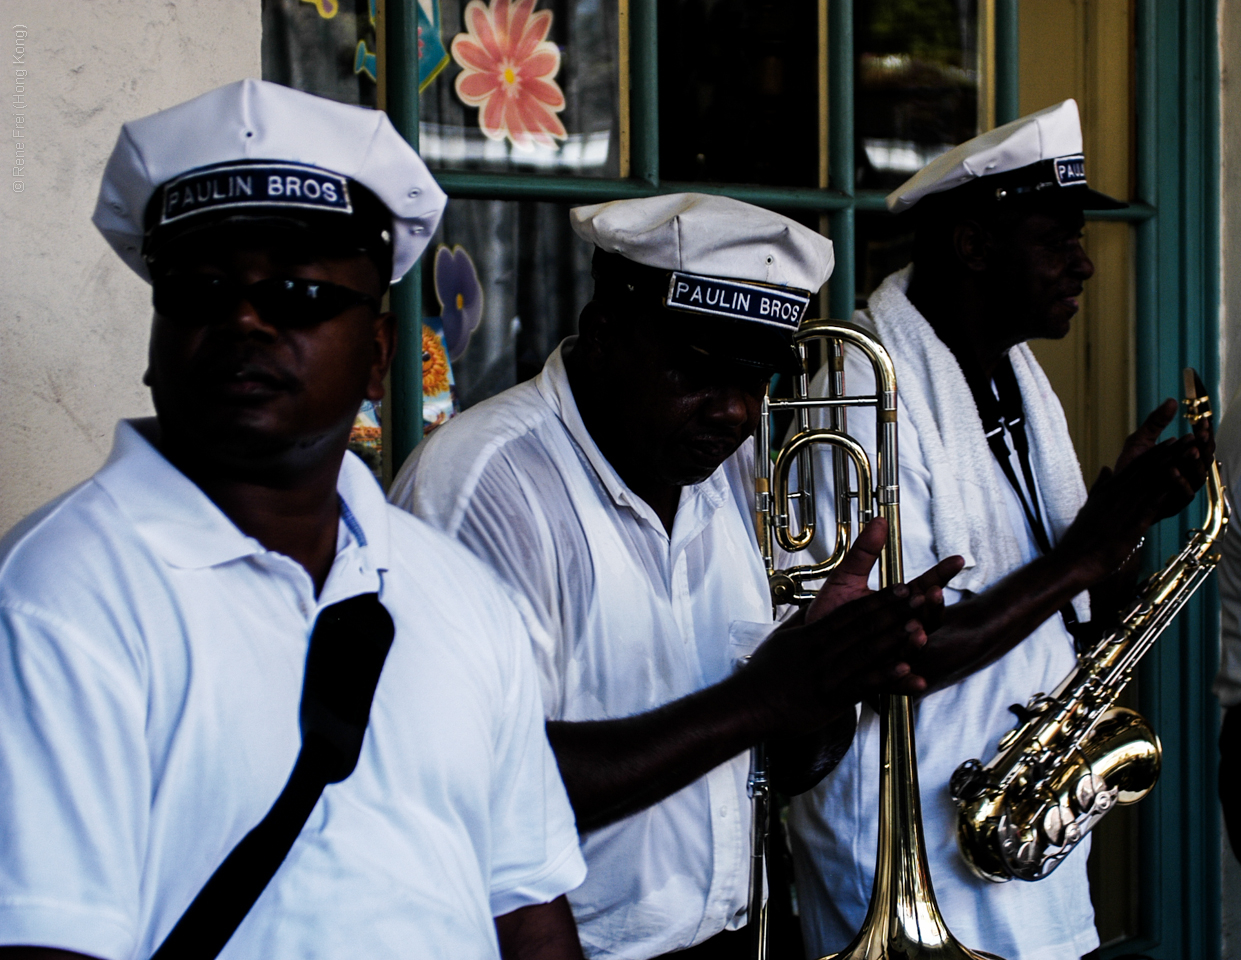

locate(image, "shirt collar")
(94, 418), (391, 573)
(534, 339), (731, 520)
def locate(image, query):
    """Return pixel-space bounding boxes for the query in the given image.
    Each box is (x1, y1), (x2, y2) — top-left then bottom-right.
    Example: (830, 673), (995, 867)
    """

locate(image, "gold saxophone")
(950, 368), (1229, 883)
(756, 318), (1001, 960)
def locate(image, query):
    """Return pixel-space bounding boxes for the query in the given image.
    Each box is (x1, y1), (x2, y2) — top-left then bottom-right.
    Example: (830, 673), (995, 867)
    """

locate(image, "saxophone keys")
(1063, 820), (1082, 846)
(1041, 803), (1077, 847)
(997, 815), (1020, 856)
(1075, 772), (1110, 814)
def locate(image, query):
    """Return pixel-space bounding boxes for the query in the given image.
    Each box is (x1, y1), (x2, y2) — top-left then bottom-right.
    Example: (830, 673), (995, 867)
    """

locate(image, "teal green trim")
(853, 192), (889, 212)
(629, 0), (659, 186)
(1109, 0), (1221, 958)
(433, 170), (853, 209)
(994, 0), (1020, 125)
(827, 0), (854, 320)
(827, 192), (1155, 221)
(385, 0), (424, 470)
(1084, 202), (1157, 223)
(432, 172), (1159, 224)
(434, 170), (654, 201)
(829, 206), (855, 318)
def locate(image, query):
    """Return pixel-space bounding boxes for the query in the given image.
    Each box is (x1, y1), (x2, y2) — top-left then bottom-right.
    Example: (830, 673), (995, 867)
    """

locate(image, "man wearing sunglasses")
(0, 80), (585, 960)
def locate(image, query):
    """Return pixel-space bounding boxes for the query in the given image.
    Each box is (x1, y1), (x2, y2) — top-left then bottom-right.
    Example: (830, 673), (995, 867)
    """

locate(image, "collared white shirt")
(786, 344), (1099, 960)
(0, 419), (584, 960)
(390, 339), (776, 960)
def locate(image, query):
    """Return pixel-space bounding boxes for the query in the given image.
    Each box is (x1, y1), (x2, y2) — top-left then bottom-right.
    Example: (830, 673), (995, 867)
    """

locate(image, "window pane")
(262, 0), (381, 107)
(658, 0), (820, 187)
(854, 0), (980, 192)
(855, 209), (914, 305)
(419, 0), (622, 178)
(420, 200), (595, 414)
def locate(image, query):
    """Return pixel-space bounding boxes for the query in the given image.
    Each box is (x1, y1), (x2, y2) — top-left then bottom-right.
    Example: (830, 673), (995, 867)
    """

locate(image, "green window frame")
(384, 1), (1222, 955)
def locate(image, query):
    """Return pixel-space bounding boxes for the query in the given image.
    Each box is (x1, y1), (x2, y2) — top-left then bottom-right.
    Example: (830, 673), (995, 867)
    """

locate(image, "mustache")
(192, 349), (301, 392)
(686, 428), (747, 445)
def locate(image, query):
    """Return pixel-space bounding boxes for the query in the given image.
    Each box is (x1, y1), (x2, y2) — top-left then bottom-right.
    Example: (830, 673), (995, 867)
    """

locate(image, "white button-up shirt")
(0, 419), (584, 960)
(391, 339), (776, 960)
(786, 344), (1098, 960)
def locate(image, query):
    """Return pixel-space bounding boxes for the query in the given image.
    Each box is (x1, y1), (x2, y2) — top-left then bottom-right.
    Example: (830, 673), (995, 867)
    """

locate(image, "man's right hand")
(741, 518), (964, 736)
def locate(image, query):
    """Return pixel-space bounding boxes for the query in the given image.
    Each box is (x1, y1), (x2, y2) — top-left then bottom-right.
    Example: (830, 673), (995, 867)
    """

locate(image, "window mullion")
(995, 0), (1020, 125)
(828, 0), (854, 321)
(385, 0), (424, 468)
(629, 0), (659, 187)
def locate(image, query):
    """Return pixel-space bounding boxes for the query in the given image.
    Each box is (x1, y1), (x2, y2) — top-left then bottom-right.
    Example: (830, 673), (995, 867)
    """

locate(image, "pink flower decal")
(451, 0), (567, 151)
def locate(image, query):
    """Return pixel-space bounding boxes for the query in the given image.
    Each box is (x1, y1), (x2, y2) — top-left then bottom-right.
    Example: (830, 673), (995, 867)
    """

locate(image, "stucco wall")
(0, 0), (261, 535)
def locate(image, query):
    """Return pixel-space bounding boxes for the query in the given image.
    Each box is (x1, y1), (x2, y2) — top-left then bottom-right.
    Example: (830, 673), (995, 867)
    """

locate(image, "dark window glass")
(262, 0), (380, 107)
(854, 0), (979, 192)
(855, 209), (915, 304)
(659, 0), (819, 187)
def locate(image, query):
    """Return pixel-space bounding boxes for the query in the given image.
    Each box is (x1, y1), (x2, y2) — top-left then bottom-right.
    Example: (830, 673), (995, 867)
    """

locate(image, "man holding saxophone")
(390, 193), (964, 960)
(788, 100), (1213, 960)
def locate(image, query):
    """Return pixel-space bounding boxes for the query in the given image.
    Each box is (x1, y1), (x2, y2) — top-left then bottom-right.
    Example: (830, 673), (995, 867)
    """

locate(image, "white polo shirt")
(786, 343), (1098, 960)
(390, 339), (776, 960)
(0, 419), (585, 960)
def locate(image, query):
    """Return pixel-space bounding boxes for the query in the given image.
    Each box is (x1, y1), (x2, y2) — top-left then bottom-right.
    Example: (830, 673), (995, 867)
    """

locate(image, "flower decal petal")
(451, 0), (568, 152)
(434, 245), (484, 361)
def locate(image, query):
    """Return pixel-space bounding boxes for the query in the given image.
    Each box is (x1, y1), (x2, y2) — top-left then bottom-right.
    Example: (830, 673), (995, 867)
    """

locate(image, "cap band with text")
(1053, 154), (1087, 187)
(159, 162), (353, 226)
(664, 271), (810, 329)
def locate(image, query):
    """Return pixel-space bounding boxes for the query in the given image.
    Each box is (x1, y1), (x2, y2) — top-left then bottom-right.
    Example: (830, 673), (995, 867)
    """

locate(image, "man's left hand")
(805, 518), (961, 631)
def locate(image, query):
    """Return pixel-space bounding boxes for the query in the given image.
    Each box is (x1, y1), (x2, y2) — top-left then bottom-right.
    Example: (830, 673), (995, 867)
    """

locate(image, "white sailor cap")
(886, 99), (1125, 214)
(570, 193), (834, 350)
(93, 79), (447, 284)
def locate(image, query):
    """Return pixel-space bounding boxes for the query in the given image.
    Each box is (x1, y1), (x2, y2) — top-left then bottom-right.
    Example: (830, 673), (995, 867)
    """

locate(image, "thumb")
(831, 517), (888, 582)
(805, 518), (888, 624)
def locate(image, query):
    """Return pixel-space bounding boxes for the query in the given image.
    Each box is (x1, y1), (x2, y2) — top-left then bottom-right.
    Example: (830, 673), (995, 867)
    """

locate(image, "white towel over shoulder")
(862, 265), (1089, 605)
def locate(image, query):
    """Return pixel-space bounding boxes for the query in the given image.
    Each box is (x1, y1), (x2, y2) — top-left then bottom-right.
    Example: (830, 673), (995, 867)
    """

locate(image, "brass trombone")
(752, 318), (1002, 960)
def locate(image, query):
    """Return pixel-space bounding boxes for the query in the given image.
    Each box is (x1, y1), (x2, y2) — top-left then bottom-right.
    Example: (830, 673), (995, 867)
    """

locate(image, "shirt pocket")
(728, 618), (776, 671)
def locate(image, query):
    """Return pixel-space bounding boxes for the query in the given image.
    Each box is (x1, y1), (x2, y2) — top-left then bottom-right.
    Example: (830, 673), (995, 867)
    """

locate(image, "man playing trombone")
(787, 100), (1213, 960)
(391, 193), (963, 960)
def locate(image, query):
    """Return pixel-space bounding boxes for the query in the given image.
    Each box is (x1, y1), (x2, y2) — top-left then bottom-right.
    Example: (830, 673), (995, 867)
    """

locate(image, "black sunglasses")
(152, 275), (380, 329)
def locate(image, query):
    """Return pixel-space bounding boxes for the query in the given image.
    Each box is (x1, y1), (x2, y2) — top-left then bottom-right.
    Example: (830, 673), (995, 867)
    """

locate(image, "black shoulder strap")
(964, 357), (1081, 636)
(987, 360), (1056, 557)
(151, 593), (394, 960)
